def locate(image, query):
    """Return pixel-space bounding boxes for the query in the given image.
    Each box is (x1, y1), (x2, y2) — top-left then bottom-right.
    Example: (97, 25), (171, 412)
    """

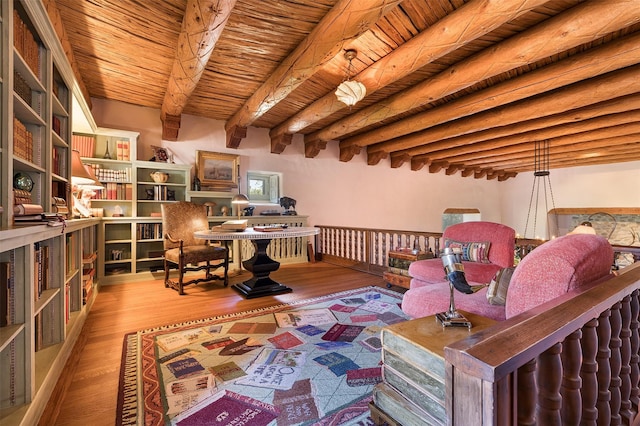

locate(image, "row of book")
(52, 146), (67, 177)
(72, 134), (132, 161)
(14, 71), (32, 105)
(14, 188), (32, 205)
(34, 242), (51, 303)
(14, 8), (41, 77)
(86, 164), (132, 182)
(13, 116), (35, 164)
(91, 182), (133, 200)
(72, 134), (96, 158)
(137, 223), (163, 240)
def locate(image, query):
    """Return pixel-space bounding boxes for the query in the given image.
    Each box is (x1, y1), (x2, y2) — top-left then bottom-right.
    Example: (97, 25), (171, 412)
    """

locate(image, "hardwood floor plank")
(40, 262), (392, 425)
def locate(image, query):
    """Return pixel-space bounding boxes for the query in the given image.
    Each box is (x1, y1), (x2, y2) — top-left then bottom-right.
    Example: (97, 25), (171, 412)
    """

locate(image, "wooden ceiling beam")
(505, 146), (640, 173)
(403, 95), (640, 161)
(410, 109), (640, 163)
(464, 136), (640, 170)
(225, 0), (402, 147)
(348, 30), (640, 153)
(271, 0), (549, 143)
(365, 66), (640, 157)
(324, 0), (640, 153)
(161, 0), (236, 141)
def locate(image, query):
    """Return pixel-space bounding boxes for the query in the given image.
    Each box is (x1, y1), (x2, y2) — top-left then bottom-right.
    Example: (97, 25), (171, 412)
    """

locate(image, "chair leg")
(164, 258), (170, 288)
(178, 258), (185, 295)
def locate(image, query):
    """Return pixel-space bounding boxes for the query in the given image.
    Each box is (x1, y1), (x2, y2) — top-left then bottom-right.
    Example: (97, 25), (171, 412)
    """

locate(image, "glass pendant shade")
(335, 80), (367, 106)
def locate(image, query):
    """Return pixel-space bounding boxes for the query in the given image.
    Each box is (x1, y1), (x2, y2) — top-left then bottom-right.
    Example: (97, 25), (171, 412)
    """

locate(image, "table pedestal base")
(231, 239), (292, 298)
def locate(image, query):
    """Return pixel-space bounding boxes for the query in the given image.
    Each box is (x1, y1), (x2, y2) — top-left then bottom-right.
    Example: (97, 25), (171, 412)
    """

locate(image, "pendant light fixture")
(335, 49), (366, 106)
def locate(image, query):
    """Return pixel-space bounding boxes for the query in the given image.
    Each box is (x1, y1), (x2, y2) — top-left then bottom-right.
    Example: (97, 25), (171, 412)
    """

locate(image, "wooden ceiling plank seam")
(276, 0), (549, 144)
(332, 0), (640, 150)
(224, 0), (403, 146)
(358, 31), (640, 155)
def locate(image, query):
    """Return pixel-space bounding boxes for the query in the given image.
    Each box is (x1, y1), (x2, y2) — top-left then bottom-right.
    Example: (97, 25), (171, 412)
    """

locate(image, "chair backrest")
(505, 234), (613, 319)
(442, 221), (516, 268)
(161, 202), (209, 249)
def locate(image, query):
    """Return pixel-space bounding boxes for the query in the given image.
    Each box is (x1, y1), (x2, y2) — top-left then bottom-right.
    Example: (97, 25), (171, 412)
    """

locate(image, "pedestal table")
(194, 226), (320, 298)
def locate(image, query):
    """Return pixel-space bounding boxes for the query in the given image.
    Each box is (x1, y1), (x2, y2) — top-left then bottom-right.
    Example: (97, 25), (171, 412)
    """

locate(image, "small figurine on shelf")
(193, 176), (201, 191)
(103, 138), (112, 159)
(221, 206), (230, 216)
(279, 196), (297, 215)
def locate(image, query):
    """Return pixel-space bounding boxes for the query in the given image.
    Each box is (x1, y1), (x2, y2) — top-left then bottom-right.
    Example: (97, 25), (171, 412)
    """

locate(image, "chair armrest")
(164, 233), (185, 252)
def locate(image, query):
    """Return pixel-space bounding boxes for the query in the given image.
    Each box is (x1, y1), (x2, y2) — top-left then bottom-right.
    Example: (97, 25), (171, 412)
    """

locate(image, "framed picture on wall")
(196, 151), (239, 191)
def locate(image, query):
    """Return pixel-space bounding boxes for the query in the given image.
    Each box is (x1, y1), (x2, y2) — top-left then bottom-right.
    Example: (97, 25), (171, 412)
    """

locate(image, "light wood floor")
(41, 262), (390, 425)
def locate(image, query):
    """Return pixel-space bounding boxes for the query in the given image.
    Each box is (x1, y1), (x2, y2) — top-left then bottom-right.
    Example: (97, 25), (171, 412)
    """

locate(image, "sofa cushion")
(402, 281), (506, 322)
(486, 267), (515, 305)
(444, 239), (491, 263)
(505, 234), (613, 319)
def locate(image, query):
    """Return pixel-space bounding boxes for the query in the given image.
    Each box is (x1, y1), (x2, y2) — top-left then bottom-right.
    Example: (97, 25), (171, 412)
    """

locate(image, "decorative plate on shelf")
(13, 172), (34, 192)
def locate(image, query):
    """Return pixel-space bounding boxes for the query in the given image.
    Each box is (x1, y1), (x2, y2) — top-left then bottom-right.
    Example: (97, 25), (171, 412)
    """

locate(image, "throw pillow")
(444, 239), (491, 263)
(486, 267), (515, 305)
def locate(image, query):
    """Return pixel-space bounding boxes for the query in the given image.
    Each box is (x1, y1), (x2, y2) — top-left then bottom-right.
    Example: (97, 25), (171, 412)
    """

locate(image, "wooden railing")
(313, 225), (442, 275)
(313, 225), (639, 274)
(445, 262), (640, 425)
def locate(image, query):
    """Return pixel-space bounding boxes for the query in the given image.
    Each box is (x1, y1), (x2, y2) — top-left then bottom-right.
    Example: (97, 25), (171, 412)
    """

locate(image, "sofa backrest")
(505, 234), (613, 319)
(442, 221), (516, 268)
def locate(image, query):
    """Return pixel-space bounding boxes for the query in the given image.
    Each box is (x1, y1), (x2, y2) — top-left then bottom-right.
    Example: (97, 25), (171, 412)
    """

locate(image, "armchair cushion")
(164, 245), (227, 265)
(444, 239), (491, 263)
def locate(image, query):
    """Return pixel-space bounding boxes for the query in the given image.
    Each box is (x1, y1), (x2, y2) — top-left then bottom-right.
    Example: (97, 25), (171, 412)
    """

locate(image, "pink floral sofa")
(402, 230), (614, 322)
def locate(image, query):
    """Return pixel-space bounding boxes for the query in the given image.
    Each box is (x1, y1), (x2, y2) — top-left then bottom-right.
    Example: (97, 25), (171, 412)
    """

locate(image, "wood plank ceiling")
(51, 0), (640, 181)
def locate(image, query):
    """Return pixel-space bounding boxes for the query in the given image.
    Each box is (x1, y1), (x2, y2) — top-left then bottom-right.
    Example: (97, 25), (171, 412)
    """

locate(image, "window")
(247, 171), (281, 203)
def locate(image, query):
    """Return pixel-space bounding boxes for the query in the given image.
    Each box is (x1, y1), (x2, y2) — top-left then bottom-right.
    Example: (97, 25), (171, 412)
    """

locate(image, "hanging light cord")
(524, 140), (556, 239)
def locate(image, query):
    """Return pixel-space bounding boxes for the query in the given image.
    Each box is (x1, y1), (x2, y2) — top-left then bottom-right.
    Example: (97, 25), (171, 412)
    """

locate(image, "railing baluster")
(630, 290), (640, 412)
(561, 330), (583, 424)
(620, 295), (633, 423)
(596, 309), (612, 425)
(537, 343), (562, 425)
(580, 318), (599, 425)
(517, 359), (537, 426)
(610, 301), (622, 425)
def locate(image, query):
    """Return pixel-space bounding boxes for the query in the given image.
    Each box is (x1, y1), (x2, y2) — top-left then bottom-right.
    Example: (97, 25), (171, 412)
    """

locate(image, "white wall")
(501, 162), (640, 238)
(89, 99), (639, 234)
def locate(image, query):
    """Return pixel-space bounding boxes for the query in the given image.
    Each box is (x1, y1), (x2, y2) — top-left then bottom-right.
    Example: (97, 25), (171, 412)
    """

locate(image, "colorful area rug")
(117, 286), (409, 426)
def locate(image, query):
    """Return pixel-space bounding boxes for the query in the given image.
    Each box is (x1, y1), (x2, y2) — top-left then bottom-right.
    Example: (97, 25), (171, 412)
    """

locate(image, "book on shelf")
(72, 134), (96, 158)
(13, 203), (44, 215)
(13, 189), (32, 205)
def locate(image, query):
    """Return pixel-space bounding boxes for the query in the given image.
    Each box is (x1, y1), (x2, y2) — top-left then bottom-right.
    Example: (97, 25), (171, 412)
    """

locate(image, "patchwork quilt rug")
(117, 286), (409, 426)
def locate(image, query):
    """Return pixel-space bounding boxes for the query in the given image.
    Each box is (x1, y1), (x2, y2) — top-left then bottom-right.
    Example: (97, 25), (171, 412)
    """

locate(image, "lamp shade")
(77, 165), (104, 190)
(231, 194), (249, 205)
(71, 150), (95, 185)
(335, 80), (366, 106)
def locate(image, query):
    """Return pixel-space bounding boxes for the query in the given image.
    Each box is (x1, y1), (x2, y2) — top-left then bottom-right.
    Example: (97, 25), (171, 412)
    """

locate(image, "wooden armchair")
(161, 201), (228, 295)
